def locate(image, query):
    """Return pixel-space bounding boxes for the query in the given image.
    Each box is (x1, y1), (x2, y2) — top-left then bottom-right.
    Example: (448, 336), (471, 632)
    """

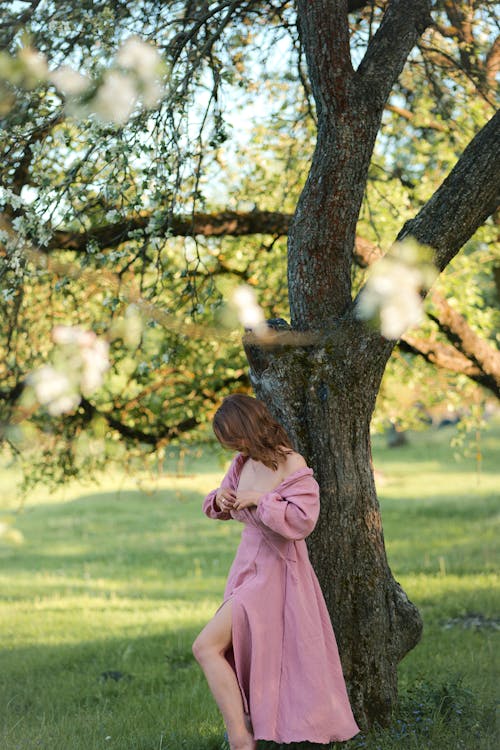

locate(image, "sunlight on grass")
(1, 418), (499, 749)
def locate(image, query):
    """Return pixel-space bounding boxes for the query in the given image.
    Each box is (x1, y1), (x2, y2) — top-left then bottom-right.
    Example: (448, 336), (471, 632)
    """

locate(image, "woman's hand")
(215, 487), (236, 512)
(232, 490), (262, 510)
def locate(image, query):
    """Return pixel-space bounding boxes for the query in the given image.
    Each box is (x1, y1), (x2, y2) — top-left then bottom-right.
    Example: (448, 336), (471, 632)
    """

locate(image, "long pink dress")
(202, 452), (361, 745)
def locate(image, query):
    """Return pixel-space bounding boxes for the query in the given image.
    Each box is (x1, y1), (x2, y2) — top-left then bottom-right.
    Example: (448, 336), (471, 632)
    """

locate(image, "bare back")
(237, 447), (307, 495)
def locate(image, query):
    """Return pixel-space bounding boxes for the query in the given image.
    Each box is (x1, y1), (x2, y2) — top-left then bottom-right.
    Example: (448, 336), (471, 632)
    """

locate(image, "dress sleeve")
(255, 473), (320, 540)
(202, 454), (240, 521)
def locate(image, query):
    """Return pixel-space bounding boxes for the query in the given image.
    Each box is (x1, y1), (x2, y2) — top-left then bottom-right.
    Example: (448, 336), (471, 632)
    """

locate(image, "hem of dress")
(253, 729), (361, 744)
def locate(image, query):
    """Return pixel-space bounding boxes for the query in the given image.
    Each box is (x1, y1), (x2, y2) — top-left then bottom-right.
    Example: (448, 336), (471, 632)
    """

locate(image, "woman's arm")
(254, 474), (320, 540)
(202, 455), (240, 520)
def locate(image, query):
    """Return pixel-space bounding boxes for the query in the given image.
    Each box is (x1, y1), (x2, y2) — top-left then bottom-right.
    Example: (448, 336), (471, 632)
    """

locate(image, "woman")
(192, 393), (360, 750)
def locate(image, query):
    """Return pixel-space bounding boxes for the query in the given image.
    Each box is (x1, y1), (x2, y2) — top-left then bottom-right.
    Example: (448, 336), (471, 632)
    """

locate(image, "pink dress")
(202, 452), (361, 744)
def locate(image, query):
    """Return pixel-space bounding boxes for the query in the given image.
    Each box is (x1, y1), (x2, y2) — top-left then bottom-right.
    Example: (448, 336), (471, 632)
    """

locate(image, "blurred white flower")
(92, 70), (138, 124)
(79, 338), (110, 396)
(46, 393), (82, 416)
(116, 35), (162, 77)
(19, 47), (48, 79)
(52, 325), (93, 346)
(141, 79), (164, 108)
(231, 284), (268, 335)
(45, 36), (165, 125)
(27, 327), (110, 416)
(49, 65), (91, 95)
(355, 240), (437, 340)
(26, 366), (80, 415)
(116, 36), (165, 108)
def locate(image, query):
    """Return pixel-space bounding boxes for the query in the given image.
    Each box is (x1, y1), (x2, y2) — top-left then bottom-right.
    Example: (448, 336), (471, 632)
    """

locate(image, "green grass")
(1, 418), (499, 750)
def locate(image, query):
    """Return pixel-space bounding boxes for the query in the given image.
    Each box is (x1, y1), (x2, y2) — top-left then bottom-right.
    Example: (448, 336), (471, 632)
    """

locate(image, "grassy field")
(0, 417), (499, 750)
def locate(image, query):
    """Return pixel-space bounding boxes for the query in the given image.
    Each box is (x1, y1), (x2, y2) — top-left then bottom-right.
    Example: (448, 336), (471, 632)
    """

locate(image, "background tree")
(1, 0), (499, 729)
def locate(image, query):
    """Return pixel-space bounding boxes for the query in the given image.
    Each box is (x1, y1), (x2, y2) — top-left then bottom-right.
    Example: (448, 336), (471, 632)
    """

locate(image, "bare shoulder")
(282, 449), (307, 473)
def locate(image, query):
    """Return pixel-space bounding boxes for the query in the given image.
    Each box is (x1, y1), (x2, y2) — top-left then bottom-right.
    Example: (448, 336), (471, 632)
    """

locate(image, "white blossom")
(27, 327), (110, 416)
(231, 284), (268, 333)
(105, 209), (121, 222)
(26, 366), (80, 415)
(49, 65), (91, 95)
(46, 393), (82, 416)
(79, 338), (110, 395)
(52, 325), (93, 347)
(19, 47), (48, 79)
(355, 240), (438, 340)
(116, 36), (162, 77)
(92, 70), (138, 124)
(115, 36), (165, 107)
(52, 326), (110, 395)
(46, 37), (164, 125)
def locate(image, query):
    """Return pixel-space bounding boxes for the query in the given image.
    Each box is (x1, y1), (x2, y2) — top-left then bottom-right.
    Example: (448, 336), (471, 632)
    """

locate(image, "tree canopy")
(0, 0), (499, 492)
(2, 0), (500, 729)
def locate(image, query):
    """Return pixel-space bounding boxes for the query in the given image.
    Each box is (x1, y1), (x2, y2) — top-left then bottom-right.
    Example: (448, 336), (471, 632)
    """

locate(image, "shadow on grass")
(2, 629), (496, 750)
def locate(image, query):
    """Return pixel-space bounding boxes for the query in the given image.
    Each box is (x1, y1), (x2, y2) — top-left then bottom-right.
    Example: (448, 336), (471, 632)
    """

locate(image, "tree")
(1, 0), (499, 730)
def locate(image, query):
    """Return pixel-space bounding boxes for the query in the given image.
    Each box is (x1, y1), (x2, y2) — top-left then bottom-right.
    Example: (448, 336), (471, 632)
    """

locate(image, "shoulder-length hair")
(213, 393), (293, 470)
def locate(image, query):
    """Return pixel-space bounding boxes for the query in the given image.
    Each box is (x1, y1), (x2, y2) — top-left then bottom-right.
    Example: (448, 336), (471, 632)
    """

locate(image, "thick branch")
(443, 0), (473, 45)
(357, 0), (432, 105)
(44, 210), (292, 253)
(297, 0), (354, 117)
(288, 0), (432, 329)
(347, 0), (373, 11)
(396, 110), (500, 272)
(39, 208), (500, 397)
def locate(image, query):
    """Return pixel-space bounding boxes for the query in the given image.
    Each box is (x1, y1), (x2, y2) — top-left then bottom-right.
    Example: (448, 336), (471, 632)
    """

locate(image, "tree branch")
(485, 34), (500, 92)
(297, 0), (354, 117)
(353, 235), (500, 398)
(385, 102), (447, 132)
(426, 289), (500, 386)
(79, 398), (199, 446)
(398, 335), (499, 398)
(357, 0), (432, 105)
(396, 109), (500, 272)
(44, 210), (292, 253)
(36, 206), (499, 398)
(8, 114), (65, 197)
(347, 0), (373, 11)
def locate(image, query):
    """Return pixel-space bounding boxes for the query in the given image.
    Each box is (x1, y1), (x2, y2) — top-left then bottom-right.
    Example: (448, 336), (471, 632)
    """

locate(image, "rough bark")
(289, 0), (432, 328)
(244, 321), (422, 729)
(279, 4), (432, 722)
(396, 110), (500, 272)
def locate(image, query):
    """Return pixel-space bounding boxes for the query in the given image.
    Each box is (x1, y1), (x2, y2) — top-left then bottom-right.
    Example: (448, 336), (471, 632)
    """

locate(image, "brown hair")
(213, 393), (294, 470)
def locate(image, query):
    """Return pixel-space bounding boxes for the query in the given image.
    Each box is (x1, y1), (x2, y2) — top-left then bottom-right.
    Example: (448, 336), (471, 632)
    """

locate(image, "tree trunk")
(244, 324), (423, 730)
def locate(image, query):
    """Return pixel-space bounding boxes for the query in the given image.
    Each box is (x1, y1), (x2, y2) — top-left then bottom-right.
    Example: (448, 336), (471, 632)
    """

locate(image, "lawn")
(0, 417), (499, 750)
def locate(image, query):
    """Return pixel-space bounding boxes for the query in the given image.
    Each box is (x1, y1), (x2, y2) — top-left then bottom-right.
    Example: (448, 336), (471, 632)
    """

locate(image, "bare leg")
(193, 600), (256, 750)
